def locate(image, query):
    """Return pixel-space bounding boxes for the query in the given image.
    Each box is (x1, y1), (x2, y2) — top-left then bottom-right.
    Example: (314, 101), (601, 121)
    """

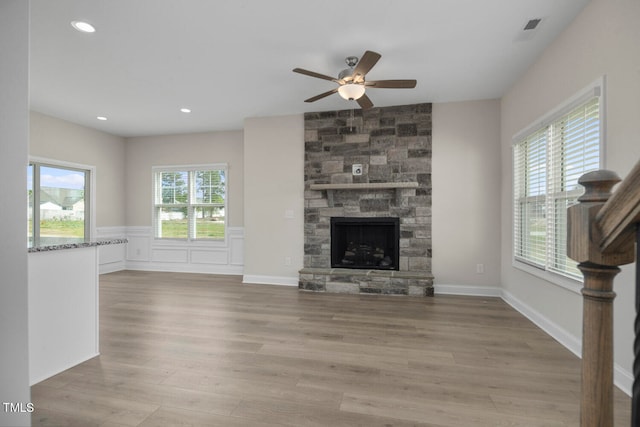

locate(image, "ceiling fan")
(293, 50), (417, 110)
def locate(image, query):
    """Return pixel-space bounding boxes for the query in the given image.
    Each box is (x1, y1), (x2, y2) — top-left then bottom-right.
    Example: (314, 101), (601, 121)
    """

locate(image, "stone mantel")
(309, 182), (419, 191)
(310, 182), (419, 207)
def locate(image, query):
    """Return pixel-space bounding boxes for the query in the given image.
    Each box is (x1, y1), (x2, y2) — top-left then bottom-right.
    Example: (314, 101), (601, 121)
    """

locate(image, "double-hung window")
(513, 83), (602, 281)
(153, 165), (227, 241)
(28, 160), (91, 247)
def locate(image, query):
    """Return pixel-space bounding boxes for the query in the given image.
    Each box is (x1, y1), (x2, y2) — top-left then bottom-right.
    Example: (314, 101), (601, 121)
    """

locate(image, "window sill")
(512, 259), (583, 295)
(153, 238), (227, 248)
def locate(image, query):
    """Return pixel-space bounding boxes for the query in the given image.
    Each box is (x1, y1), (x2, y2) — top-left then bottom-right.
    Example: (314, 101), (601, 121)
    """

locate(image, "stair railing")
(567, 158), (640, 426)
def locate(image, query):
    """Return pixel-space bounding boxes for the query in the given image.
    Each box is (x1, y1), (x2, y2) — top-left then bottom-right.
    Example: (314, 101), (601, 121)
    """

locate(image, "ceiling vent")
(523, 18), (542, 31)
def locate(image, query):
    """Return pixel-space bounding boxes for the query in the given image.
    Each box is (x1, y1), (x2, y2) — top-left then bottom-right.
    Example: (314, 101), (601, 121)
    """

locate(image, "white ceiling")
(29, 0), (591, 137)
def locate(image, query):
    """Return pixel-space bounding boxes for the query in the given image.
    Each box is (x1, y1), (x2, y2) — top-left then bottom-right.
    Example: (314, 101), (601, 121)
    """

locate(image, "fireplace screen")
(331, 217), (400, 270)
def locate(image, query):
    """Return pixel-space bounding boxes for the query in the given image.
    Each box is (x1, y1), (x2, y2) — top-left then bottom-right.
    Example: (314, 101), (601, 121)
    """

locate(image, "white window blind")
(513, 96), (601, 281)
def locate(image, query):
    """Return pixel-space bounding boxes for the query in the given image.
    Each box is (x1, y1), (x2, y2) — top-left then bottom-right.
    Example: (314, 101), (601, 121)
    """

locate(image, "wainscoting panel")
(123, 226), (244, 275)
(229, 227), (244, 265)
(97, 227), (127, 274)
(98, 243), (126, 274)
(125, 227), (152, 262)
(152, 248), (189, 263)
(190, 249), (228, 265)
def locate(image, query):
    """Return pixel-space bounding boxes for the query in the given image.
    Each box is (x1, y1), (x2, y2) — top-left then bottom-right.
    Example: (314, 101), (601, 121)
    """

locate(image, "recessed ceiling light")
(71, 21), (96, 33)
(180, 108), (192, 113)
(96, 116), (107, 121)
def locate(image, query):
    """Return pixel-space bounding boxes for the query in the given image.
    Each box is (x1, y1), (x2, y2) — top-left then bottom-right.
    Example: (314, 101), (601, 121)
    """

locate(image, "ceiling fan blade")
(365, 79), (417, 89)
(304, 88), (338, 103)
(352, 51), (381, 81)
(293, 68), (339, 82)
(357, 93), (374, 110)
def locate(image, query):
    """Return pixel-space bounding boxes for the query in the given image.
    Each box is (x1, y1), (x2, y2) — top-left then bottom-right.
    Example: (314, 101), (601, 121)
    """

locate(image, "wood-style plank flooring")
(31, 270), (631, 426)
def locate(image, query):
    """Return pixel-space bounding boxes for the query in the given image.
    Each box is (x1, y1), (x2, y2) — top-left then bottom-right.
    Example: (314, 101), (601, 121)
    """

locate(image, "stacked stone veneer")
(299, 103), (434, 296)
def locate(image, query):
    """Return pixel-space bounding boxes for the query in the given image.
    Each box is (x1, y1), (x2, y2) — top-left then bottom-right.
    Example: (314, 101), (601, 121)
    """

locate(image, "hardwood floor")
(31, 270), (630, 426)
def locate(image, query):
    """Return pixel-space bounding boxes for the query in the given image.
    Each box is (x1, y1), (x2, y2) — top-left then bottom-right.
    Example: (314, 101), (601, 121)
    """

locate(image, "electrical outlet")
(476, 263), (485, 274)
(284, 257), (292, 266)
(352, 164), (363, 176)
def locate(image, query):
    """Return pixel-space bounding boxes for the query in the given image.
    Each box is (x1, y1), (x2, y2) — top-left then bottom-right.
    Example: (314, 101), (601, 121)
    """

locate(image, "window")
(513, 85), (602, 281)
(28, 161), (91, 247)
(153, 165), (227, 241)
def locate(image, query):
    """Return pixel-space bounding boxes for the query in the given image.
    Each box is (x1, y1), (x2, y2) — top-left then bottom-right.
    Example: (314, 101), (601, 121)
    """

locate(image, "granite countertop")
(28, 238), (128, 253)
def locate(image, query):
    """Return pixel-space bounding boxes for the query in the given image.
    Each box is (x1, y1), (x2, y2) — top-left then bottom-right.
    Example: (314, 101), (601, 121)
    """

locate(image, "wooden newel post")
(567, 170), (636, 427)
(578, 262), (619, 426)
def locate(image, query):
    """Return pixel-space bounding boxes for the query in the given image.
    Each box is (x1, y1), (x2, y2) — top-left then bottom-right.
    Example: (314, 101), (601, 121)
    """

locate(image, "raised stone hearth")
(299, 268), (434, 296)
(300, 103), (434, 296)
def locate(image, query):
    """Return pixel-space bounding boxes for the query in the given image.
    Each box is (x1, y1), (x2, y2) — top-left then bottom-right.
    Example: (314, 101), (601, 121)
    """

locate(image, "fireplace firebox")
(330, 217), (400, 270)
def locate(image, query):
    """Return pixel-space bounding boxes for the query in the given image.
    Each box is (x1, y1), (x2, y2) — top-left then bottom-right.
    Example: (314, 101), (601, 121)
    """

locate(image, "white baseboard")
(434, 283), (502, 297)
(99, 261), (126, 275)
(242, 275), (298, 287)
(433, 284), (632, 397)
(501, 290), (582, 357)
(614, 364), (633, 396)
(502, 289), (632, 397)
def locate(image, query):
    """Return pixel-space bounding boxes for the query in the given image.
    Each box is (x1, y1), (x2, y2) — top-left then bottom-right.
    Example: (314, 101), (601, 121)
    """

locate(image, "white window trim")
(29, 156), (96, 243)
(511, 77), (606, 293)
(513, 76), (606, 157)
(152, 163), (228, 246)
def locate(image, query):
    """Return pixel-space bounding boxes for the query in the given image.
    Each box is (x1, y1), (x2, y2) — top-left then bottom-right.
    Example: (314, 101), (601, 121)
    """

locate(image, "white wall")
(500, 0), (640, 393)
(432, 100), (502, 296)
(29, 248), (99, 385)
(30, 112), (126, 228)
(243, 114), (304, 285)
(0, 1), (31, 425)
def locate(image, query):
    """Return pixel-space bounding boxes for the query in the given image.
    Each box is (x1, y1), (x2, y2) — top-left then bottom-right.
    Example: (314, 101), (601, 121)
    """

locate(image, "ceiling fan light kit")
(338, 84), (366, 101)
(293, 50), (417, 110)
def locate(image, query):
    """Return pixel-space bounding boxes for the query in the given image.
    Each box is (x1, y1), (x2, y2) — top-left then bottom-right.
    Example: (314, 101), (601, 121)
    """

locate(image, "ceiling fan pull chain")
(350, 108), (355, 132)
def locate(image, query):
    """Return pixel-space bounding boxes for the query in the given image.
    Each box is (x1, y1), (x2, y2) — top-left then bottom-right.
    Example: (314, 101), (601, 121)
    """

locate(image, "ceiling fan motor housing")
(339, 56), (359, 81)
(338, 68), (356, 81)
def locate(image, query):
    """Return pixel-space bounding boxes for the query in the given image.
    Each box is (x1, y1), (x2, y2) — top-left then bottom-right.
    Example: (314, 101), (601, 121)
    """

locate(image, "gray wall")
(0, 2), (31, 425)
(15, 0), (636, 409)
(30, 111), (127, 228)
(500, 0), (640, 389)
(125, 131), (244, 227)
(432, 99), (501, 292)
(240, 102), (502, 292)
(243, 114), (305, 284)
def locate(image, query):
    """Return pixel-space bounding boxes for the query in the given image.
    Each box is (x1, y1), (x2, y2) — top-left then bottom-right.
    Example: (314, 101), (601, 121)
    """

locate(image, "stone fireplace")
(299, 103), (434, 296)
